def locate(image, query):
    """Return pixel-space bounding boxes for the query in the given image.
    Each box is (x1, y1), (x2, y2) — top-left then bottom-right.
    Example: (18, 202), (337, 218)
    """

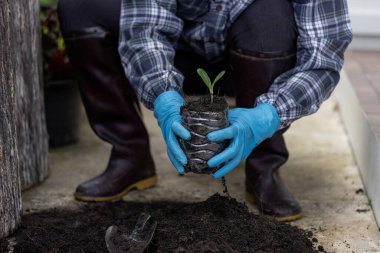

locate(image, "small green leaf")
(40, 0), (57, 4)
(197, 68), (212, 88)
(42, 25), (49, 35)
(211, 70), (225, 88)
(57, 37), (65, 50)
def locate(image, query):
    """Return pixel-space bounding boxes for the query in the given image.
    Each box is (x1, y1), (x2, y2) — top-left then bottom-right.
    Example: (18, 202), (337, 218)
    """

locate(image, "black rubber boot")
(64, 27), (157, 202)
(244, 128), (303, 222)
(229, 48), (302, 221)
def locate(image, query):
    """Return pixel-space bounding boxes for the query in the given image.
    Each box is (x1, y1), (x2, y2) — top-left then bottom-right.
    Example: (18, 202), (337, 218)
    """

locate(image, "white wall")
(347, 0), (380, 50)
(336, 70), (380, 227)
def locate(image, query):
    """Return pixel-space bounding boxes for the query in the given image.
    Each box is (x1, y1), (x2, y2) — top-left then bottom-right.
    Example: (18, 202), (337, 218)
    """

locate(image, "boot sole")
(74, 176), (158, 202)
(245, 192), (304, 222)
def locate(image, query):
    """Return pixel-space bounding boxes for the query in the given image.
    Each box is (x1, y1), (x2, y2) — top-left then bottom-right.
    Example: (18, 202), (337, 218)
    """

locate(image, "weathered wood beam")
(0, 0), (22, 239)
(14, 0), (49, 190)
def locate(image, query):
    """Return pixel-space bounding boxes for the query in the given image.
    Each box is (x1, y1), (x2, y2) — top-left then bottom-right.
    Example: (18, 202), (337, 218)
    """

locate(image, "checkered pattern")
(118, 0), (253, 109)
(256, 0), (352, 128)
(119, 0), (352, 128)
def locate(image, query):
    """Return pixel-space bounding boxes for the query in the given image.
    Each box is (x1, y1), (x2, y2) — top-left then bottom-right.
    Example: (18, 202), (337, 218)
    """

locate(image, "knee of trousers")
(57, 0), (121, 35)
(57, 0), (89, 34)
(227, 0), (298, 55)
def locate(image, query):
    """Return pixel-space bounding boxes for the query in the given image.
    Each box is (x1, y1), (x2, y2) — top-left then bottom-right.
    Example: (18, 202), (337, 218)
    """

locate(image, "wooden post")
(14, 0), (49, 190)
(0, 0), (48, 238)
(0, 0), (22, 239)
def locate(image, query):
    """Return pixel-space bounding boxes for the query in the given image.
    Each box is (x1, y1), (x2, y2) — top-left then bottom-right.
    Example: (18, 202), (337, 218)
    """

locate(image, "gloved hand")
(207, 103), (280, 179)
(154, 91), (191, 174)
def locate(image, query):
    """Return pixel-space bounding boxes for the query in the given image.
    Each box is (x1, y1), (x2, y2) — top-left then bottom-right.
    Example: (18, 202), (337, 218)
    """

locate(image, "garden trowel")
(105, 213), (157, 253)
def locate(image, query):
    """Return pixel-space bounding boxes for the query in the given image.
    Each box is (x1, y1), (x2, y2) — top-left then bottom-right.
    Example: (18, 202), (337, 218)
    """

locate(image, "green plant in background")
(40, 0), (74, 81)
(197, 68), (225, 104)
(40, 0), (57, 4)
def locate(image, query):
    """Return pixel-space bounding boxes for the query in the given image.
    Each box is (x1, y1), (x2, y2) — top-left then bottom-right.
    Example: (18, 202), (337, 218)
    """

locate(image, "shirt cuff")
(255, 92), (297, 129)
(139, 70), (184, 110)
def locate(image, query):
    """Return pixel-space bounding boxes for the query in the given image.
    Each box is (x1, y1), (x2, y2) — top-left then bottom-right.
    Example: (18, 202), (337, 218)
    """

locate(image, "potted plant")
(40, 0), (81, 146)
(180, 69), (229, 174)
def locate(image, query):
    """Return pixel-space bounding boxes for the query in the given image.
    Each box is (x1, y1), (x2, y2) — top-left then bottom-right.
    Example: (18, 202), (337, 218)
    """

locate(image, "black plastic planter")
(180, 96), (229, 174)
(44, 79), (81, 147)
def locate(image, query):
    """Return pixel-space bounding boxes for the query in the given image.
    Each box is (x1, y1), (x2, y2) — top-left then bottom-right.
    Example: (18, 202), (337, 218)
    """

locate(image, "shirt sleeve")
(118, 0), (184, 110)
(255, 0), (353, 129)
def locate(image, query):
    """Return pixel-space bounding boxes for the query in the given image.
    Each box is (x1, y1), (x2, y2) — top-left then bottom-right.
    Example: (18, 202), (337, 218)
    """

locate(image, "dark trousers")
(58, 0), (298, 176)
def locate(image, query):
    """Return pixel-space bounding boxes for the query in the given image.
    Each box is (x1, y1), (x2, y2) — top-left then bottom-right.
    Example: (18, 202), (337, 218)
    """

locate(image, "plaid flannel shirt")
(119, 0), (352, 128)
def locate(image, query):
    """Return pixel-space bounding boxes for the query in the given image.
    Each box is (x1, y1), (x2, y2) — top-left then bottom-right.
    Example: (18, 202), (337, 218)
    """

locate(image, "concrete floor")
(22, 96), (380, 252)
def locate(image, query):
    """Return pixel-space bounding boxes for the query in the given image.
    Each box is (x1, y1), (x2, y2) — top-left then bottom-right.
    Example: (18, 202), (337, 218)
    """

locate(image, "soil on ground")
(0, 194), (321, 253)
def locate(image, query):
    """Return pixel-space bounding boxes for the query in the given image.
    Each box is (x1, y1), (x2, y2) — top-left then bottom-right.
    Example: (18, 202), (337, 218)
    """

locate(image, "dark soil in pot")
(0, 194), (323, 253)
(180, 96), (229, 174)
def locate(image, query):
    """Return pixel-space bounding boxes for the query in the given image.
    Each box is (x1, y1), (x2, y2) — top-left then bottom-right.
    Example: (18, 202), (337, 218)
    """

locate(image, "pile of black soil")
(0, 194), (321, 253)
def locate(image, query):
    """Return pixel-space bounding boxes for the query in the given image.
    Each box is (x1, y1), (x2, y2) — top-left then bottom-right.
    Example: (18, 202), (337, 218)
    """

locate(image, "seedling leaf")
(212, 71), (225, 88)
(197, 68), (212, 89)
(197, 68), (226, 104)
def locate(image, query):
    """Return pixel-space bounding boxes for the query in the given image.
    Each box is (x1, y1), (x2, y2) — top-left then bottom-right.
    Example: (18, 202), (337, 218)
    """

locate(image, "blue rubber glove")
(154, 91), (191, 174)
(207, 103), (280, 179)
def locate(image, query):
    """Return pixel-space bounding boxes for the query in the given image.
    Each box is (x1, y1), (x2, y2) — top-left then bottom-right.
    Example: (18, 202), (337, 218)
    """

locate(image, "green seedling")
(197, 68), (225, 104)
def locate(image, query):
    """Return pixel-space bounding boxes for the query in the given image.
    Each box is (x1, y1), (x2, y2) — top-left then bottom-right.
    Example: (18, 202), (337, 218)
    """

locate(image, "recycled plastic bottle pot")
(180, 96), (229, 174)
